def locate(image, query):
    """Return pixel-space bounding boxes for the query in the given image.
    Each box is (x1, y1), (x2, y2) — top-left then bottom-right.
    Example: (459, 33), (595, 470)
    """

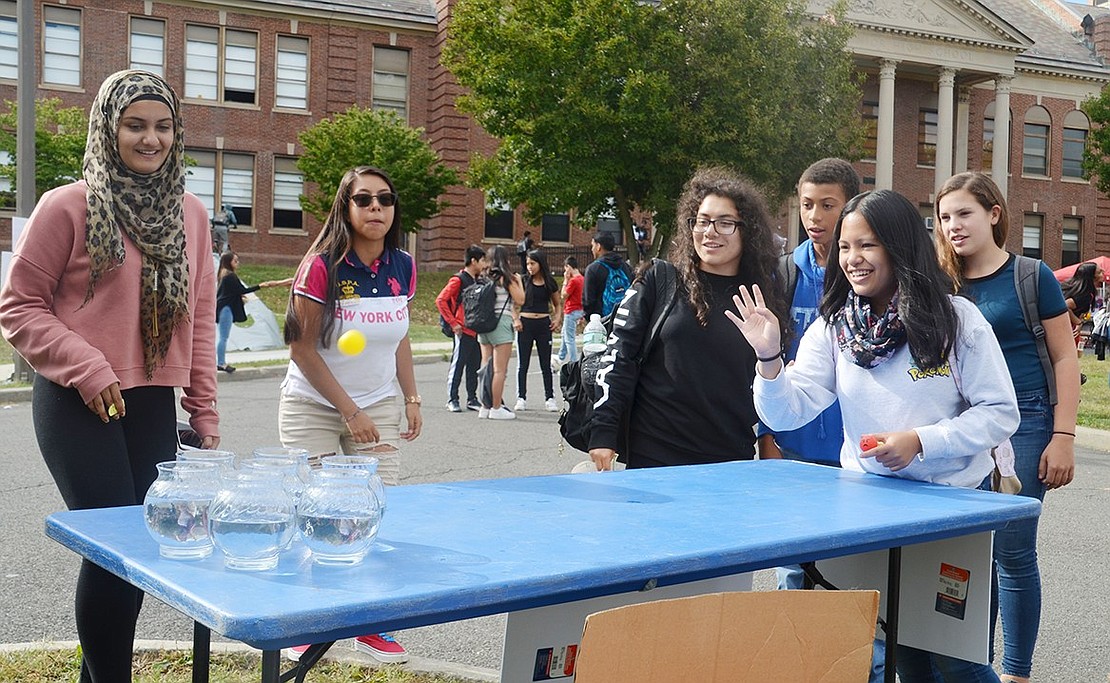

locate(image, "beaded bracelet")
(342, 409), (362, 424)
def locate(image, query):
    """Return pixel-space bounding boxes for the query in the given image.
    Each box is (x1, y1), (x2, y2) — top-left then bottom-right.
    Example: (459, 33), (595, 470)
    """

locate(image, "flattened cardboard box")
(574, 590), (879, 683)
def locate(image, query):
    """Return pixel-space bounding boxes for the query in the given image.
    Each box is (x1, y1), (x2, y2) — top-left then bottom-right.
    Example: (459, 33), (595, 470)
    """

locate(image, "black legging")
(516, 315), (554, 401)
(33, 377), (178, 683)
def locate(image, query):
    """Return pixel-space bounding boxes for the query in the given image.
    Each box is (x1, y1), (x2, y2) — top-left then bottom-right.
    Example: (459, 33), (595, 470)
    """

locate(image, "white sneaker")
(478, 407), (490, 419)
(489, 406), (516, 420)
(551, 355), (563, 371)
(514, 397), (527, 412)
(545, 397), (559, 412)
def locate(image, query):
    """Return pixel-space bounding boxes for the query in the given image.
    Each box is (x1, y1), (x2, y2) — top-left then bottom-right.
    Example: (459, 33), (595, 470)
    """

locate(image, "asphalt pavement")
(1, 348), (1108, 681)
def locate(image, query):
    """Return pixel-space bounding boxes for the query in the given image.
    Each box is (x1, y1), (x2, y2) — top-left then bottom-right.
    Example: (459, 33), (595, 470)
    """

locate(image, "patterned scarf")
(83, 70), (189, 379)
(832, 289), (907, 368)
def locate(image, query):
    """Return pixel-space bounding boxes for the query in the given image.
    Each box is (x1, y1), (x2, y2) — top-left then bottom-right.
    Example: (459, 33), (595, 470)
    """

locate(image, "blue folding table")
(44, 460), (1039, 682)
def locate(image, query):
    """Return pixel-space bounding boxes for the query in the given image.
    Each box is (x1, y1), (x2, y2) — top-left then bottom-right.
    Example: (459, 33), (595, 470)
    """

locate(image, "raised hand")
(724, 284), (782, 360)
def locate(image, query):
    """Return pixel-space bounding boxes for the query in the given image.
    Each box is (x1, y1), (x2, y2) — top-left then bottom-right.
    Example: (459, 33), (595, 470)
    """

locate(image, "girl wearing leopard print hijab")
(0, 70), (219, 682)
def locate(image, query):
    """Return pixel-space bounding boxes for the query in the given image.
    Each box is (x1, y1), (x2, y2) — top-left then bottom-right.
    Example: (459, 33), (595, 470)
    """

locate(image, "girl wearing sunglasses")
(278, 165), (421, 664)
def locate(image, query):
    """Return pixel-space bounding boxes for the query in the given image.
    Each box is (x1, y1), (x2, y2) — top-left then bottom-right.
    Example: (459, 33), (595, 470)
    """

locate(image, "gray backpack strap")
(1014, 255), (1057, 405)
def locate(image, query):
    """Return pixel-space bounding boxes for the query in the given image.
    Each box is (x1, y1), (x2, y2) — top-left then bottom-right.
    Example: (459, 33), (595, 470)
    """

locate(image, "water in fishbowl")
(298, 512), (379, 565)
(208, 516), (294, 570)
(144, 500), (213, 559)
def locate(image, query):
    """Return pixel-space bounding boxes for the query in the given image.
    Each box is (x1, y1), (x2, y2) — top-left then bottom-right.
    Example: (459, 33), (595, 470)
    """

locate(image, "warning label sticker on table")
(533, 644), (578, 680)
(935, 562), (970, 620)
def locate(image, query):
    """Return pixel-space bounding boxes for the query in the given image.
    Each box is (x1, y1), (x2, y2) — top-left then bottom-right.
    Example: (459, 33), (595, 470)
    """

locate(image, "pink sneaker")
(284, 644), (311, 662)
(355, 633), (408, 663)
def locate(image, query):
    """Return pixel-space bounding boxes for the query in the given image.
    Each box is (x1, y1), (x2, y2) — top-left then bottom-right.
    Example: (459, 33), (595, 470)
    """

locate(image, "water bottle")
(582, 314), (607, 355)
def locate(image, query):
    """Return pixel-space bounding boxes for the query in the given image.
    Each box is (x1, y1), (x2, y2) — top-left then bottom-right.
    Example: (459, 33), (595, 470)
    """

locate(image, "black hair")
(486, 244), (514, 288)
(564, 255), (578, 269)
(819, 189), (957, 370)
(797, 158), (861, 203)
(672, 166), (790, 336)
(593, 232), (616, 252)
(1062, 262), (1098, 309)
(464, 244), (486, 266)
(525, 249), (558, 294)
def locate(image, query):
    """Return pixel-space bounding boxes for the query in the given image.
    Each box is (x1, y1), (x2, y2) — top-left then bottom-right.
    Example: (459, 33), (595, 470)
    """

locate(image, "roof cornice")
(160, 0), (437, 32)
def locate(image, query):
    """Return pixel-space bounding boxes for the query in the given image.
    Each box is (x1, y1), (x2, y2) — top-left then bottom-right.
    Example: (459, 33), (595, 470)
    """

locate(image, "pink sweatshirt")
(0, 181), (219, 438)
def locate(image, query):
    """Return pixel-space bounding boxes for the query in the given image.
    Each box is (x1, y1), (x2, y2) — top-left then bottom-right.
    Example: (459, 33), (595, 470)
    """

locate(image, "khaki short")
(278, 392), (402, 485)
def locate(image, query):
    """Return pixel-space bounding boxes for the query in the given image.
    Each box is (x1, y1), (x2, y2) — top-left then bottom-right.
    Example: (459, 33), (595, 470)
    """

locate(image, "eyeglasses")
(687, 216), (741, 235)
(350, 192), (398, 208)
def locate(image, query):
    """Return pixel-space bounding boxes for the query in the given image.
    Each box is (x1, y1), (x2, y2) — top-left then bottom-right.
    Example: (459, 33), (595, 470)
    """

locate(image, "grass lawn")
(0, 648), (478, 683)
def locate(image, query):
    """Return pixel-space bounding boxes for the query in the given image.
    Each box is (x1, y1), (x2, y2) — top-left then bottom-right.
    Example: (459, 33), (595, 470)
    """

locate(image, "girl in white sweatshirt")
(728, 189), (1018, 682)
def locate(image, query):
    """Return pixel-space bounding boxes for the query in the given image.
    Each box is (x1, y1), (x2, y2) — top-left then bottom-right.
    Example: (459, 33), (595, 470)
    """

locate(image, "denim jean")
(216, 305), (233, 367)
(990, 389), (1051, 678)
(558, 309), (584, 363)
(896, 645), (1001, 682)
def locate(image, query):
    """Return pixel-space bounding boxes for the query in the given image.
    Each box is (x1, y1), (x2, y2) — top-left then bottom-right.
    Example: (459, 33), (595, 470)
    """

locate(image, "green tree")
(0, 98), (88, 205)
(445, 0), (862, 261)
(1082, 90), (1110, 193)
(296, 107), (459, 231)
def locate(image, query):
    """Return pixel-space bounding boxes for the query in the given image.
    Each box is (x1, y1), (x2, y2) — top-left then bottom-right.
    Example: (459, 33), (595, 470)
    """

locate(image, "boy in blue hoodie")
(761, 158), (861, 570)
(761, 159), (879, 682)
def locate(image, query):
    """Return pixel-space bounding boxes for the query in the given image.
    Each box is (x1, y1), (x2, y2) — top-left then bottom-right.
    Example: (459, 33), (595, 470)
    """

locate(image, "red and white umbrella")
(1053, 255), (1110, 283)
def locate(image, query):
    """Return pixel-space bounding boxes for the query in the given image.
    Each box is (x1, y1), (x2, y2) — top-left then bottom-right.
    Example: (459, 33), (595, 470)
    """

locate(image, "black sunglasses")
(350, 192), (398, 208)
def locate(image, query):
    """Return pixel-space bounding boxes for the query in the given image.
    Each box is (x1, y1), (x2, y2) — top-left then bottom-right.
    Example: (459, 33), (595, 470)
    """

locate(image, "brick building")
(3, 0), (1110, 270)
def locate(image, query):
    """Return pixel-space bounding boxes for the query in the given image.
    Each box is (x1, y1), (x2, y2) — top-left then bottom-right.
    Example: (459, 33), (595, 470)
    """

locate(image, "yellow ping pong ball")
(337, 329), (366, 356)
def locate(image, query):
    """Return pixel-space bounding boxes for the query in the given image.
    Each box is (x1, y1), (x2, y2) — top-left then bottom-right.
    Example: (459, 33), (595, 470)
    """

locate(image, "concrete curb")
(0, 639), (498, 681)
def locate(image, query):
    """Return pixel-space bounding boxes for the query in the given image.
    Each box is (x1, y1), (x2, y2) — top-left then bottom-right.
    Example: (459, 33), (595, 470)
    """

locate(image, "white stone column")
(955, 86), (971, 173)
(876, 59), (898, 190)
(935, 67), (956, 191)
(994, 76), (1012, 198)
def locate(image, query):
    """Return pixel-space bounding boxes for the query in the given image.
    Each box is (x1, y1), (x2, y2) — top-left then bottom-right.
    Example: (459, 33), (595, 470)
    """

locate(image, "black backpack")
(559, 260), (678, 453)
(462, 277), (509, 334)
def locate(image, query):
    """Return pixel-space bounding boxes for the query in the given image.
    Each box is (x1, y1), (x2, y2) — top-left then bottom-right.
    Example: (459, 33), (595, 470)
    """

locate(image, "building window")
(1062, 110), (1090, 180)
(275, 36), (309, 110)
(184, 25), (257, 105)
(129, 17), (165, 76)
(541, 213), (570, 243)
(917, 109), (937, 167)
(596, 215), (623, 245)
(1063, 128), (1086, 180)
(43, 5), (81, 87)
(1022, 214), (1042, 260)
(372, 47), (409, 119)
(484, 198), (514, 240)
(185, 149), (255, 227)
(1022, 106), (1051, 176)
(861, 100), (878, 161)
(0, 1), (16, 81)
(273, 157), (303, 229)
(1062, 217), (1081, 267)
(1023, 124), (1049, 176)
